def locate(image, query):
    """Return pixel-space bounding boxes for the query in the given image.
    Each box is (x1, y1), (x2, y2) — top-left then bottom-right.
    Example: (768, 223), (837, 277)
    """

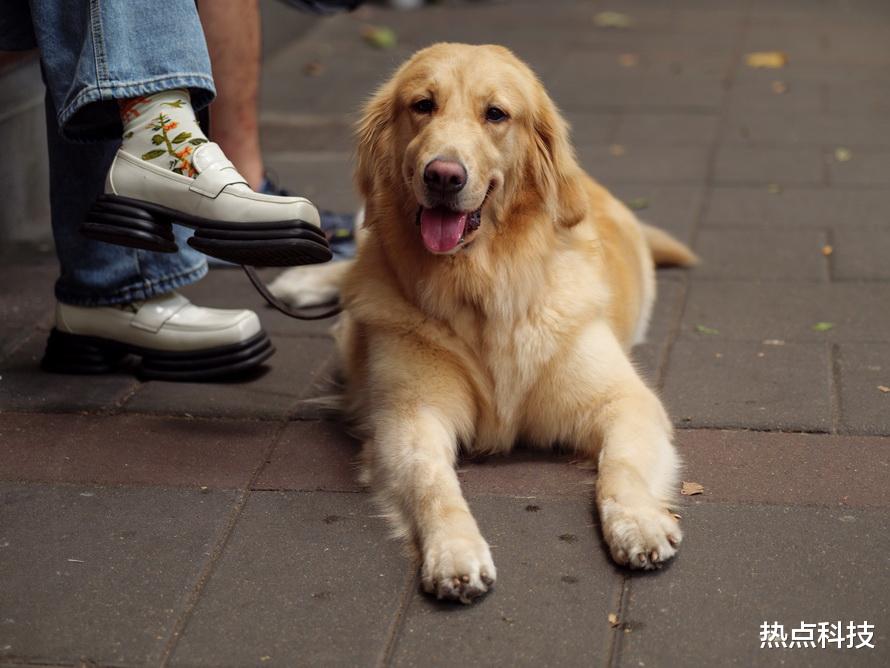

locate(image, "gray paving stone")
(691, 227), (829, 281)
(741, 24), (830, 64)
(631, 277), (687, 384)
(124, 335), (334, 420)
(259, 116), (354, 155)
(831, 225), (890, 280)
(260, 35), (413, 115)
(549, 73), (724, 112)
(828, 150), (890, 186)
(677, 429), (890, 506)
(661, 340), (831, 431)
(614, 112), (720, 147)
(726, 79), (824, 115)
(553, 49), (731, 80)
(563, 112), (620, 146)
(0, 482), (236, 665)
(836, 343), (890, 436)
(253, 420), (360, 492)
(704, 186), (890, 227)
(337, 5), (572, 79)
(0, 260), (55, 360)
(264, 153), (359, 215)
(617, 503), (890, 668)
(713, 147), (825, 186)
(827, 81), (890, 115)
(680, 281), (890, 343)
(0, 334), (138, 414)
(579, 146), (709, 185)
(606, 185), (704, 244)
(169, 491), (409, 667)
(390, 496), (622, 668)
(723, 111), (890, 146)
(0, 412), (277, 489)
(458, 452), (593, 500)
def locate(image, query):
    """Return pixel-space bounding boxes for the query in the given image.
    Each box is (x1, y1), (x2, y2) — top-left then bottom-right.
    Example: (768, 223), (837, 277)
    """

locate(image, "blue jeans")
(0, 1), (215, 305)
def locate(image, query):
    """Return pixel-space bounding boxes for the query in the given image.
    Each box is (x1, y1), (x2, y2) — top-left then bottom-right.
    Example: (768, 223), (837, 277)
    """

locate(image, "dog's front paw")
(599, 497), (682, 570)
(268, 266), (338, 308)
(421, 533), (497, 604)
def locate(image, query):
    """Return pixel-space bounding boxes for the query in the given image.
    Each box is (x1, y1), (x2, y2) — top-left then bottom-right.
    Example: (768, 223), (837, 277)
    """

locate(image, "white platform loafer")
(81, 143), (332, 267)
(41, 293), (274, 381)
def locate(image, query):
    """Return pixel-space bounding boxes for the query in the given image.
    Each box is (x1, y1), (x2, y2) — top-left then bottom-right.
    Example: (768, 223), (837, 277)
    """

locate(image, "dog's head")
(356, 43), (586, 256)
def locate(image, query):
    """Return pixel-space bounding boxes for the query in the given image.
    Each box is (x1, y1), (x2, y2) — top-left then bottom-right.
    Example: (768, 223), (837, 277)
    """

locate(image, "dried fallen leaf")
(834, 147), (853, 162)
(608, 612), (621, 627)
(770, 80), (788, 94)
(745, 51), (788, 69)
(625, 197), (649, 210)
(822, 244), (833, 256)
(812, 321), (835, 332)
(767, 183), (782, 194)
(695, 324), (720, 335)
(681, 481), (704, 496)
(361, 25), (397, 49)
(878, 385), (890, 393)
(609, 144), (626, 156)
(303, 61), (324, 77)
(618, 53), (639, 67)
(594, 11), (632, 29)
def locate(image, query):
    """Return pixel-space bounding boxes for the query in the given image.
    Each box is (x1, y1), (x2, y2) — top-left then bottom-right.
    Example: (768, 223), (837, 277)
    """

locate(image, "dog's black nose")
(423, 159), (467, 193)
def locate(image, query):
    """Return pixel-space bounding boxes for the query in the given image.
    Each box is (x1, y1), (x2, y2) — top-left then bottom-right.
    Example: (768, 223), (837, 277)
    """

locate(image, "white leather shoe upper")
(106, 143), (321, 227)
(55, 293), (263, 352)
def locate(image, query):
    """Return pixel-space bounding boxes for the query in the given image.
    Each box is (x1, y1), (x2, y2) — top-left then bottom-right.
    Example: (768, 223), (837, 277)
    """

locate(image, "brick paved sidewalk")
(1, 1), (889, 666)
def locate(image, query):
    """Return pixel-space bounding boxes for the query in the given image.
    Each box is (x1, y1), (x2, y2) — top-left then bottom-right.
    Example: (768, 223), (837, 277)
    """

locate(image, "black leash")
(242, 265), (342, 321)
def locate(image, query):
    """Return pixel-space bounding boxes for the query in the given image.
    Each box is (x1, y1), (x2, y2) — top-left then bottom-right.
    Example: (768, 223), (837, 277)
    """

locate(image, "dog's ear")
(355, 79), (397, 199)
(531, 90), (587, 227)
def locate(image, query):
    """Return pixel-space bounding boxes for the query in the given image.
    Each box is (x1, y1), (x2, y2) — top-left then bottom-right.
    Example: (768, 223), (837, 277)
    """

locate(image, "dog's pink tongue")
(420, 207), (467, 253)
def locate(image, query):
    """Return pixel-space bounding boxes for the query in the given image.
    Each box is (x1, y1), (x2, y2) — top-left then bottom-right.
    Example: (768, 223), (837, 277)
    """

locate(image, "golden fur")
(271, 43), (696, 604)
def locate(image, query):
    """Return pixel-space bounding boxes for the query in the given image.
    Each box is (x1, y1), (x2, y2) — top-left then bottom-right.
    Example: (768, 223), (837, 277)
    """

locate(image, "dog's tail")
(640, 222), (699, 267)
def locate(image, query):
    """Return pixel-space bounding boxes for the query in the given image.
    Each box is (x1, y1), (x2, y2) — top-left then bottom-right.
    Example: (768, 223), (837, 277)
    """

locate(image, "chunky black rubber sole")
(41, 328), (275, 381)
(82, 194), (332, 267)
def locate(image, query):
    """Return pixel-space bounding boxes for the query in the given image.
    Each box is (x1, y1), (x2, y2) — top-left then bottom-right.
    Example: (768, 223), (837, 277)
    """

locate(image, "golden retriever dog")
(271, 43), (697, 604)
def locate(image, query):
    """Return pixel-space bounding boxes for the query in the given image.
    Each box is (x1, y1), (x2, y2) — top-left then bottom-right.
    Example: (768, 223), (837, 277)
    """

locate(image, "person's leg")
(199, 0), (265, 190)
(30, 0), (215, 142)
(27, 1), (284, 378)
(199, 0), (357, 259)
(44, 95), (207, 307)
(42, 91), (275, 381)
(29, 0), (327, 270)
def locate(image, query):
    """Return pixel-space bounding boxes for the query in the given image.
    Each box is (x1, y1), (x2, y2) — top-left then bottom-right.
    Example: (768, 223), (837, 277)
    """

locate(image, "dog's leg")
(268, 259), (353, 308)
(593, 383), (683, 570)
(543, 322), (682, 570)
(367, 404), (495, 604)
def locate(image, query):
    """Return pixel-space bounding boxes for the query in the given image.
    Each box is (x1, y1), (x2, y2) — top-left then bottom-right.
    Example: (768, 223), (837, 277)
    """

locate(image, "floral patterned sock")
(119, 89), (208, 177)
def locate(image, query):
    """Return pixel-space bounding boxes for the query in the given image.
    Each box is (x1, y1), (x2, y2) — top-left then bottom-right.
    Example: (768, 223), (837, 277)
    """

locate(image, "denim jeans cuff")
(55, 258), (209, 307)
(57, 74), (215, 142)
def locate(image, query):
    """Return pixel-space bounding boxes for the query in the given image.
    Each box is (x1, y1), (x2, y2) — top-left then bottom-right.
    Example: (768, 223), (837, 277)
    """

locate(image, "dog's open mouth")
(416, 206), (481, 254)
(415, 185), (492, 255)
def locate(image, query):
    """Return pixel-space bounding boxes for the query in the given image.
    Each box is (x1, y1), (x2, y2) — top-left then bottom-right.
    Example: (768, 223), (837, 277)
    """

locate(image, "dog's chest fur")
(447, 296), (567, 452)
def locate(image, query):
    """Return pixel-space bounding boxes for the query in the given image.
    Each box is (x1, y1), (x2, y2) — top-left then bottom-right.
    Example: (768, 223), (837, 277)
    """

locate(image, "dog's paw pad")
(421, 535), (497, 604)
(600, 498), (682, 571)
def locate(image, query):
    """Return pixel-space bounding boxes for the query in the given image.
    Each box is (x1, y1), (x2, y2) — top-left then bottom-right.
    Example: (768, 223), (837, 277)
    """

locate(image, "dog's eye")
(412, 99), (435, 114)
(485, 106), (508, 123)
